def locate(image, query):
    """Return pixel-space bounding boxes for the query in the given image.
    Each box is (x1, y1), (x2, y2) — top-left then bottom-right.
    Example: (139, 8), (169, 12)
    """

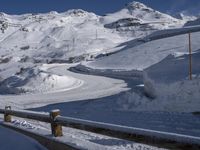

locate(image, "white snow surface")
(0, 118), (167, 150)
(0, 1), (199, 149)
(102, 1), (182, 27)
(0, 1), (185, 64)
(0, 123), (47, 150)
(0, 9), (126, 67)
(85, 31), (200, 70)
(0, 1), (189, 98)
(82, 28), (200, 112)
(0, 64), (128, 109)
(173, 12), (197, 22)
(142, 50), (200, 112)
(0, 1), (185, 96)
(184, 17), (200, 27)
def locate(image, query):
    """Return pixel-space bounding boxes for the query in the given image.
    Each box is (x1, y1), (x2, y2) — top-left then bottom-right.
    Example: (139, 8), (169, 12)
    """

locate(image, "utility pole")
(188, 33), (192, 80)
(72, 37), (75, 51)
(95, 29), (98, 40)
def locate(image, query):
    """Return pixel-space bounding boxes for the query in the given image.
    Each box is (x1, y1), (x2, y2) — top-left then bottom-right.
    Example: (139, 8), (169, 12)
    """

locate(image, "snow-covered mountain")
(103, 1), (184, 36)
(173, 12), (197, 22)
(1, 2), (200, 150)
(103, 1), (179, 24)
(0, 9), (125, 63)
(184, 17), (200, 26)
(0, 1), (197, 65)
(0, 1), (189, 95)
(0, 1), (184, 63)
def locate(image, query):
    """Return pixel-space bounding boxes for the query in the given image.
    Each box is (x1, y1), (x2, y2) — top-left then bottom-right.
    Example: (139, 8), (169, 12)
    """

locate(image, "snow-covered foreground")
(143, 51), (200, 112)
(0, 125), (47, 150)
(0, 64), (128, 109)
(0, 118), (167, 150)
(32, 75), (200, 138)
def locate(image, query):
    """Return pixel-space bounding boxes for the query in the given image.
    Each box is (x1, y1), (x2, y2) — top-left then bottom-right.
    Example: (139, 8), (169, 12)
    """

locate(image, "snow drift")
(143, 51), (200, 112)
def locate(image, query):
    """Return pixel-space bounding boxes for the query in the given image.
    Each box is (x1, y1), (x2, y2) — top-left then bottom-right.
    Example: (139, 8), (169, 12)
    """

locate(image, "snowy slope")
(0, 64), (128, 109)
(84, 30), (200, 70)
(0, 9), (125, 63)
(0, 1), (199, 112)
(0, 9), (128, 95)
(184, 17), (200, 26)
(0, 1), (186, 95)
(0, 2), (184, 65)
(0, 1), (200, 150)
(173, 12), (197, 22)
(103, 2), (181, 25)
(103, 1), (183, 35)
(143, 52), (200, 112)
(82, 27), (200, 112)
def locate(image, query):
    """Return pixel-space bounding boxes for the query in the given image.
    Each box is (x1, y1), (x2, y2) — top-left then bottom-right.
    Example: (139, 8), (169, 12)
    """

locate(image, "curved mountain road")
(0, 64), (129, 109)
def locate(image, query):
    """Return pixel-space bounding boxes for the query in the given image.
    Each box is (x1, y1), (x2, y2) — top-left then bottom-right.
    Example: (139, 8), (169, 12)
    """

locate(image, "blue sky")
(0, 0), (199, 15)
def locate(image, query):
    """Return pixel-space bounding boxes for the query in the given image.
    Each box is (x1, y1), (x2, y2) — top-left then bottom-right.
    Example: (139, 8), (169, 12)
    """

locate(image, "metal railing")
(0, 106), (199, 149)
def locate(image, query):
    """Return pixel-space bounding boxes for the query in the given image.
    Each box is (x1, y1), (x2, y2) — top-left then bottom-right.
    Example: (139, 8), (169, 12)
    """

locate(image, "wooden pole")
(50, 109), (63, 137)
(4, 106), (11, 122)
(188, 33), (192, 80)
(96, 29), (98, 39)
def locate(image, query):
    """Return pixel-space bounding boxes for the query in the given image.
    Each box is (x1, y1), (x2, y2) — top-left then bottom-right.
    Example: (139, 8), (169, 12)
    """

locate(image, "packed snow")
(82, 29), (200, 112)
(0, 64), (128, 109)
(0, 118), (167, 150)
(0, 124), (47, 150)
(143, 50), (200, 112)
(84, 31), (200, 70)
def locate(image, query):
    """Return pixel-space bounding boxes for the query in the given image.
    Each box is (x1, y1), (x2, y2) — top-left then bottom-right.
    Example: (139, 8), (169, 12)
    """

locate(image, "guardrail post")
(50, 109), (63, 137)
(4, 106), (11, 122)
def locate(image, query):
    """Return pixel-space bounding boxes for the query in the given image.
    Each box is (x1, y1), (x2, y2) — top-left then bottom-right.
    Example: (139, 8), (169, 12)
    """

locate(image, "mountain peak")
(65, 9), (89, 16)
(126, 1), (149, 10)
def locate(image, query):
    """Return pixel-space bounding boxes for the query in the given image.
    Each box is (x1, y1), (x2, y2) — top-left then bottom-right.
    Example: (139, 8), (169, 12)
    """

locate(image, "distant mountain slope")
(0, 9), (126, 63)
(184, 17), (200, 26)
(0, 1), (192, 95)
(0, 1), (185, 64)
(84, 29), (200, 70)
(173, 12), (197, 22)
(103, 1), (183, 32)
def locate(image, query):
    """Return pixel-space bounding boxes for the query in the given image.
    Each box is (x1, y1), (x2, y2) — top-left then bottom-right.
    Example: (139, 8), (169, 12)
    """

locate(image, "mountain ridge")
(0, 1), (196, 65)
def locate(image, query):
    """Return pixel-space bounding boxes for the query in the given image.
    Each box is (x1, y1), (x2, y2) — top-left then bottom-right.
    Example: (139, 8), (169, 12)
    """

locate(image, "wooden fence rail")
(0, 106), (200, 150)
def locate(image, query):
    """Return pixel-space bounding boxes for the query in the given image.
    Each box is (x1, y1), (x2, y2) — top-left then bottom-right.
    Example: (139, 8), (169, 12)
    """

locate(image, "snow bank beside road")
(143, 52), (200, 112)
(21, 72), (83, 94)
(71, 64), (143, 79)
(0, 64), (128, 109)
(0, 64), (83, 94)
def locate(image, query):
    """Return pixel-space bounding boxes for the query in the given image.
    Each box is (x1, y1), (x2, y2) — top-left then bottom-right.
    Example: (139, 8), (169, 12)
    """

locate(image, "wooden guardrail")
(0, 106), (200, 150)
